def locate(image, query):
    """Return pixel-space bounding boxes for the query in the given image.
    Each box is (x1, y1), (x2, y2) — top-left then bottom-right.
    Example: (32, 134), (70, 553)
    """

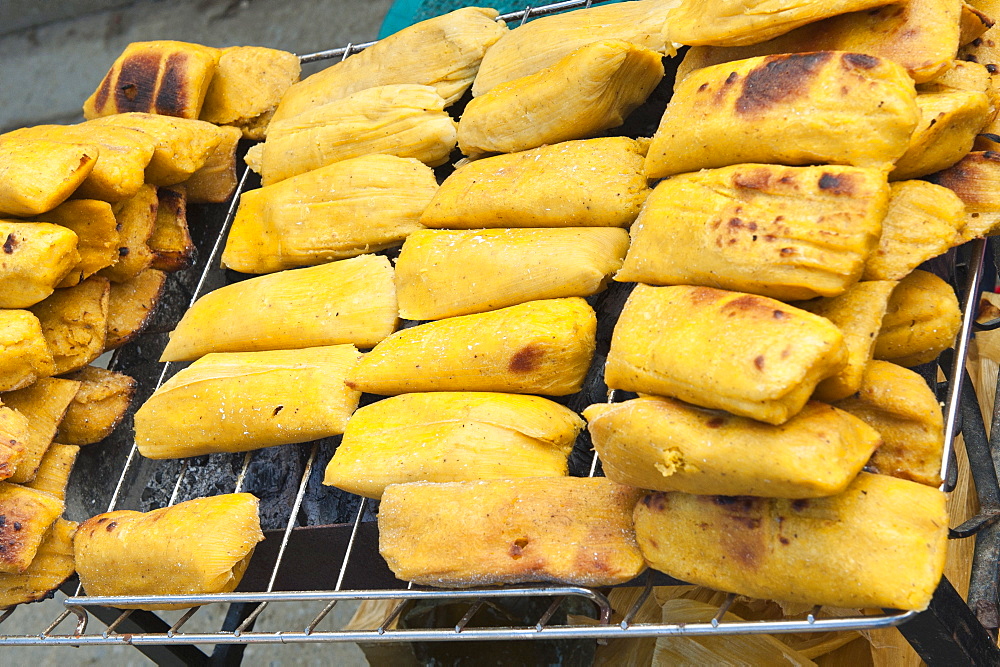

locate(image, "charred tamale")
(105, 269), (167, 350)
(0, 518), (76, 609)
(2, 378), (81, 484)
(927, 151), (1000, 239)
(162, 255), (398, 361)
(29, 276), (110, 375)
(34, 199), (120, 288)
(633, 472), (947, 610)
(74, 493), (263, 610)
(646, 52), (918, 178)
(134, 346), (362, 459)
(0, 405), (28, 482)
(324, 392), (582, 498)
(0, 139), (99, 217)
(272, 7), (506, 122)
(347, 298), (596, 396)
(149, 185), (195, 272)
(0, 482), (64, 573)
(420, 137), (650, 229)
(875, 269), (961, 366)
(379, 478), (646, 587)
(395, 228), (629, 320)
(222, 154), (437, 274)
(0, 311), (55, 393)
(892, 91), (991, 180)
(56, 367), (136, 446)
(25, 444), (79, 501)
(835, 360), (944, 487)
(616, 164), (888, 300)
(605, 285), (847, 425)
(458, 40), (663, 156)
(97, 184), (158, 283)
(184, 126), (242, 204)
(0, 222), (80, 308)
(585, 397), (880, 498)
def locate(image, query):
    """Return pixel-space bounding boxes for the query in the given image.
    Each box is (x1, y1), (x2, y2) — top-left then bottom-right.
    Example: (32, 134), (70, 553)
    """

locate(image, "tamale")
(395, 228), (629, 320)
(255, 84), (456, 185)
(74, 493), (263, 610)
(616, 164), (888, 300)
(24, 444), (79, 501)
(605, 285), (847, 425)
(347, 298), (596, 397)
(863, 181), (965, 281)
(961, 2), (993, 45)
(29, 276), (110, 375)
(34, 199), (119, 288)
(97, 184), (157, 283)
(324, 392), (582, 498)
(162, 254), (398, 362)
(633, 472), (947, 610)
(56, 367), (136, 446)
(793, 280), (898, 402)
(0, 221), (80, 308)
(134, 345), (362, 459)
(835, 360), (944, 487)
(917, 59), (993, 95)
(458, 40), (663, 156)
(646, 52), (918, 178)
(83, 40), (220, 119)
(184, 126), (242, 204)
(2, 378), (81, 484)
(0, 518), (76, 609)
(585, 397), (880, 498)
(0, 482), (64, 573)
(200, 46), (301, 139)
(222, 154), (437, 274)
(875, 269), (961, 366)
(420, 137), (650, 229)
(0, 139), (99, 217)
(105, 268), (167, 350)
(0, 405), (28, 482)
(379, 478), (646, 587)
(272, 7), (506, 122)
(149, 185), (195, 272)
(0, 311), (55, 393)
(927, 151), (1000, 239)
(891, 91), (991, 180)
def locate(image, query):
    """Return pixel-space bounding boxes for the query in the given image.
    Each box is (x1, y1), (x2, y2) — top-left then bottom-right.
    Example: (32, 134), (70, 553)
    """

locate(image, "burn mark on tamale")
(754, 355), (765, 371)
(115, 52), (160, 112)
(509, 343), (543, 373)
(155, 53), (190, 117)
(93, 70), (113, 113)
(733, 168), (772, 191)
(509, 537), (529, 559)
(841, 53), (879, 70)
(706, 416), (726, 428)
(818, 172), (855, 195)
(3, 234), (16, 254)
(688, 286), (724, 305)
(641, 492), (667, 511)
(736, 52), (831, 116)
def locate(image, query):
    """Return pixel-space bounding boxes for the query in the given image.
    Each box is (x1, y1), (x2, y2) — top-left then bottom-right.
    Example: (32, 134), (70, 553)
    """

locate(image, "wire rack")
(1, 1), (998, 662)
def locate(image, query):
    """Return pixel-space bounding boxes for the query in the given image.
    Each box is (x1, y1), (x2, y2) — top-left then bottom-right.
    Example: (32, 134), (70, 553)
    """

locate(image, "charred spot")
(509, 537), (529, 559)
(712, 495), (757, 512)
(706, 416), (726, 428)
(159, 187), (184, 212)
(754, 355), (765, 371)
(11, 522), (20, 532)
(763, 234), (777, 242)
(985, 151), (1000, 162)
(688, 286), (724, 305)
(792, 499), (810, 511)
(0, 516), (6, 528)
(773, 310), (788, 320)
(733, 168), (771, 191)
(732, 516), (761, 531)
(647, 537), (660, 549)
(779, 536), (790, 545)
(93, 69), (113, 112)
(155, 53), (190, 117)
(780, 247), (795, 256)
(725, 71), (738, 85)
(119, 247), (130, 256)
(728, 217), (743, 228)
(509, 343), (544, 373)
(989, 64), (999, 74)
(2, 234), (16, 254)
(964, 54), (980, 63)
(697, 82), (709, 92)
(722, 294), (764, 316)
(272, 405), (284, 417)
(841, 53), (879, 70)
(780, 346), (791, 359)
(106, 521), (118, 531)
(115, 52), (160, 111)
(973, 38), (984, 47)
(736, 52), (831, 115)
(641, 492), (667, 511)
(818, 172), (855, 195)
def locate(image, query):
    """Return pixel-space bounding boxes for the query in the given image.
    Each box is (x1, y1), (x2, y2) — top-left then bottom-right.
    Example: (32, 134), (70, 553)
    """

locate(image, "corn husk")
(1, 377), (81, 484)
(56, 366), (136, 446)
(24, 443), (79, 501)
(928, 151), (1000, 239)
(184, 125), (242, 204)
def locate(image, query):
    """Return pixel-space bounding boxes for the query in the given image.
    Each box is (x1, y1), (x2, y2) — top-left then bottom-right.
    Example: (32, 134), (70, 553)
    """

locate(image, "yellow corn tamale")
(892, 91), (991, 180)
(0, 518), (76, 609)
(379, 478), (646, 587)
(162, 254), (398, 362)
(458, 40), (663, 156)
(927, 151), (1000, 240)
(96, 184), (158, 283)
(149, 185), (195, 272)
(875, 269), (961, 366)
(34, 200), (120, 288)
(2, 378), (81, 484)
(0, 405), (28, 482)
(347, 298), (596, 397)
(75, 493), (263, 610)
(0, 482), (64, 574)
(29, 276), (110, 375)
(605, 285), (847, 425)
(324, 392), (582, 498)
(105, 268), (167, 350)
(56, 367), (136, 446)
(184, 126), (243, 204)
(616, 164), (888, 300)
(24, 444), (79, 501)
(0, 311), (56, 393)
(0, 221), (80, 308)
(0, 139), (99, 217)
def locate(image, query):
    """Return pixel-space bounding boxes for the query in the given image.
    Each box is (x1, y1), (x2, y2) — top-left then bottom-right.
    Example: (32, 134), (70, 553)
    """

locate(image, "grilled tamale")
(25, 444), (79, 501)
(961, 2), (993, 45)
(0, 139), (98, 217)
(89, 112), (225, 186)
(646, 52), (918, 178)
(458, 40), (663, 156)
(863, 181), (965, 281)
(222, 154), (437, 274)
(665, 0), (894, 46)
(255, 84), (456, 185)
(0, 405), (28, 481)
(272, 7), (506, 122)
(134, 345), (362, 459)
(892, 91), (991, 179)
(919, 59), (993, 95)
(34, 200), (119, 288)
(149, 185), (195, 272)
(83, 40), (221, 119)
(793, 280), (898, 401)
(29, 276), (111, 375)
(104, 268), (167, 350)
(616, 164), (888, 300)
(347, 298), (596, 396)
(96, 184), (158, 283)
(395, 228), (629, 320)
(0, 518), (76, 608)
(605, 285), (847, 425)
(875, 269), (961, 366)
(927, 151), (1000, 239)
(162, 254), (398, 362)
(0, 311), (55, 393)
(74, 493), (263, 610)
(56, 367), (136, 446)
(0, 221), (80, 308)
(379, 477), (646, 587)
(184, 126), (242, 204)
(0, 482), (64, 573)
(835, 360), (944, 487)
(200, 46), (301, 139)
(472, 0), (677, 95)
(2, 378), (81, 484)
(633, 472), (947, 610)
(324, 392), (582, 498)
(585, 397), (880, 498)
(420, 137), (650, 229)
